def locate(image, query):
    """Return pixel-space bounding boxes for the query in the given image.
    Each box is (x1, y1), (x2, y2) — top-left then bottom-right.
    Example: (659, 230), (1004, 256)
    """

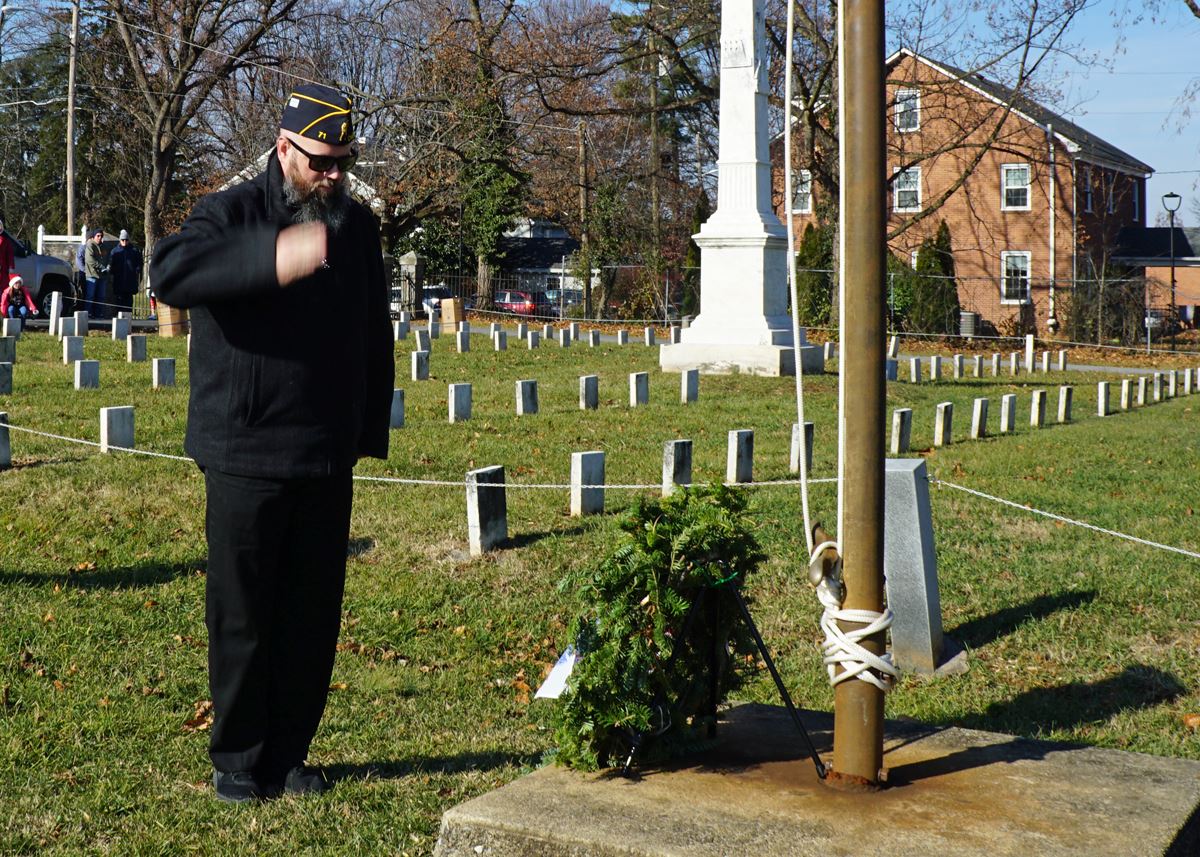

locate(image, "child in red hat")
(1, 274), (38, 320)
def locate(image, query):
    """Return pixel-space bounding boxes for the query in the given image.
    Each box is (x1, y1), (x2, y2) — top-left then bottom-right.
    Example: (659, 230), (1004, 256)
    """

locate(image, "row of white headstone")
(889, 371), (1196, 454)
(899, 349), (1071, 384)
(393, 312), (683, 350)
(463, 425), (816, 556)
(0, 405), (136, 468)
(395, 370), (702, 417)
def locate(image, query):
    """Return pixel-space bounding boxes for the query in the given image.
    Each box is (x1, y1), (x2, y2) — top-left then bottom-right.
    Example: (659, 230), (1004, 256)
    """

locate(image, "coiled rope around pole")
(782, 0), (892, 693)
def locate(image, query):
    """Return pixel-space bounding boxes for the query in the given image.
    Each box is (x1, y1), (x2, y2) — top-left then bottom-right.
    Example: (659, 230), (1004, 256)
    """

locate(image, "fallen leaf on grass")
(182, 700), (213, 732)
(329, 682), (348, 691)
(70, 562), (97, 573)
(1183, 714), (1200, 731)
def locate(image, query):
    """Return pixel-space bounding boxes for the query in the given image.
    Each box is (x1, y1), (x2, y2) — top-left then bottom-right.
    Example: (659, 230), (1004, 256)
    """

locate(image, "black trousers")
(203, 467), (353, 776)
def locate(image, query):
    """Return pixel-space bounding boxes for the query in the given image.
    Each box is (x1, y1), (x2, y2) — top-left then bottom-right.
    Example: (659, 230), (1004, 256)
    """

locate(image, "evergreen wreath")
(551, 485), (768, 771)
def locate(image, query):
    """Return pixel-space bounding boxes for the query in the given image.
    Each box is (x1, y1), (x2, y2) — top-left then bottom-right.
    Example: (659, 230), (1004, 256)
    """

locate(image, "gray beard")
(283, 179), (351, 232)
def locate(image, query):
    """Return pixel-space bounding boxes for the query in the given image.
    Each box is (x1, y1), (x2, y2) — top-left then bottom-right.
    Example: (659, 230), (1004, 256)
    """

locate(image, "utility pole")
(65, 0), (79, 235)
(579, 120), (591, 319)
(831, 0), (887, 789)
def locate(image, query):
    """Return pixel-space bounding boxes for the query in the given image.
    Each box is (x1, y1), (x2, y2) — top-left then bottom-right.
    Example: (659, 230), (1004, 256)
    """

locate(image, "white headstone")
(890, 408), (912, 455)
(973, 355), (983, 378)
(393, 319), (409, 340)
(526, 330), (540, 349)
(63, 336), (83, 365)
(449, 383), (472, 423)
(516, 380), (538, 415)
(390, 389), (405, 428)
(111, 317), (131, 342)
(1040, 351), (1050, 374)
(1120, 378), (1132, 410)
(629, 372), (649, 407)
(885, 359), (898, 381)
(1009, 352), (1020, 376)
(1097, 381), (1110, 416)
(466, 465), (507, 556)
(888, 335), (899, 359)
(100, 405), (133, 452)
(569, 321), (582, 341)
(2, 318), (21, 339)
(416, 329), (431, 352)
(669, 326), (681, 345)
(908, 357), (922, 384)
(1030, 389), (1046, 428)
(493, 330), (507, 351)
(579, 375), (599, 410)
(1057, 350), (1068, 372)
(929, 355), (942, 382)
(59, 317), (75, 339)
(48, 291), (63, 336)
(934, 402), (953, 447)
(991, 353), (1001, 377)
(570, 451), (605, 516)
(952, 354), (963, 380)
(790, 421), (814, 473)
(970, 398), (988, 439)
(557, 328), (571, 348)
(616, 330), (628, 346)
(74, 310), (89, 335)
(411, 350), (430, 381)
(1057, 386), (1073, 423)
(127, 335), (147, 363)
(1137, 376), (1148, 406)
(662, 439), (692, 496)
(0, 411), (9, 469)
(0, 337), (14, 364)
(587, 330), (600, 347)
(428, 320), (441, 339)
(1024, 334), (1035, 372)
(152, 357), (175, 388)
(644, 327), (656, 347)
(542, 323), (554, 340)
(1000, 393), (1016, 433)
(726, 429), (753, 483)
(0, 363), (11, 396)
(1153, 372), (1163, 402)
(515, 322), (528, 339)
(681, 368), (699, 403)
(456, 331), (470, 353)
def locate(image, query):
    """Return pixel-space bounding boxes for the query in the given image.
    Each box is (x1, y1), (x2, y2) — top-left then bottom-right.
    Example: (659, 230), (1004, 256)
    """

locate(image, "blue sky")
(1052, 1), (1200, 223)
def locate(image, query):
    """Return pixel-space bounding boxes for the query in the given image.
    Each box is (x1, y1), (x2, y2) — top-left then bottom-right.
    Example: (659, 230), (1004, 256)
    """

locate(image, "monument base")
(659, 342), (823, 377)
(433, 703), (1200, 856)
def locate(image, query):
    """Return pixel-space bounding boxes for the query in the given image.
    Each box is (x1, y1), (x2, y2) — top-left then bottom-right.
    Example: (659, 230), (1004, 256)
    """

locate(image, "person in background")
(150, 83), (392, 804)
(83, 228), (107, 318)
(109, 229), (142, 315)
(0, 217), (15, 282)
(1, 274), (38, 320)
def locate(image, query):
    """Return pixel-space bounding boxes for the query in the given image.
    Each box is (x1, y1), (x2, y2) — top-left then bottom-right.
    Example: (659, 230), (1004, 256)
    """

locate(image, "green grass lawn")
(1, 327), (1198, 854)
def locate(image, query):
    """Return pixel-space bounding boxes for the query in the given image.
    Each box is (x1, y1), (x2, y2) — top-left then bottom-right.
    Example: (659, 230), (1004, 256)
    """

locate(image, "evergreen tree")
(908, 221), (960, 334)
(681, 188), (710, 316)
(794, 222), (832, 325)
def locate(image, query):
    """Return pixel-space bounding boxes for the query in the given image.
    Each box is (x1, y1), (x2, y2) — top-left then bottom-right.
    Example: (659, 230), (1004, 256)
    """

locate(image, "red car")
(495, 289), (551, 316)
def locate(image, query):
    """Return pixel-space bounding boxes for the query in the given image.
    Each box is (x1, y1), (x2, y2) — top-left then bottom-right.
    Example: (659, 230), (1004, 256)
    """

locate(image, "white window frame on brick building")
(1106, 171), (1116, 213)
(1000, 251), (1032, 304)
(1001, 163), (1031, 211)
(792, 169), (813, 213)
(1082, 166), (1094, 213)
(1131, 179), (1139, 221)
(895, 88), (920, 132)
(893, 166), (921, 212)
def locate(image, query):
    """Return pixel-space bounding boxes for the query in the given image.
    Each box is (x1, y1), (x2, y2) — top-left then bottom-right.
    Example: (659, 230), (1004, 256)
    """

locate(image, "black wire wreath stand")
(619, 578), (827, 780)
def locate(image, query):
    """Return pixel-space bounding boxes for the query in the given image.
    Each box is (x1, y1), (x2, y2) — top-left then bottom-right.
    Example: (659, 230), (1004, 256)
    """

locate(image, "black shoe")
(283, 765), (330, 795)
(213, 770), (267, 803)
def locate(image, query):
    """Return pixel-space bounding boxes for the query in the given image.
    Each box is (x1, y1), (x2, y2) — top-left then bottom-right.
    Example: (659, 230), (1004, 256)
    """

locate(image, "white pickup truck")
(6, 231), (76, 316)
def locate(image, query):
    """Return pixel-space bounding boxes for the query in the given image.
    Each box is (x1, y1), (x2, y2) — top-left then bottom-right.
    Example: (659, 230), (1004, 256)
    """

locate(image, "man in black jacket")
(150, 83), (394, 803)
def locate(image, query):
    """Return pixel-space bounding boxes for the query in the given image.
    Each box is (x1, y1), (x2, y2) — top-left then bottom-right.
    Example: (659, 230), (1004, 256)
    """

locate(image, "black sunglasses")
(287, 137), (358, 174)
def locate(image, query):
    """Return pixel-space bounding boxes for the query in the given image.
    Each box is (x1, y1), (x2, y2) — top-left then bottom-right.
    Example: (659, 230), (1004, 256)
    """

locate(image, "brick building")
(774, 48), (1154, 336)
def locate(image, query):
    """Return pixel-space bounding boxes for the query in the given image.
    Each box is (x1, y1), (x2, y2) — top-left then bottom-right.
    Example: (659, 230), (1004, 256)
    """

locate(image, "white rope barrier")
(0, 419), (839, 490)
(929, 475), (1200, 561)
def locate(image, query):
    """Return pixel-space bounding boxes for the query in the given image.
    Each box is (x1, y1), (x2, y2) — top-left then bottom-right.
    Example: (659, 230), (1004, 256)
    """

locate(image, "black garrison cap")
(280, 84), (355, 145)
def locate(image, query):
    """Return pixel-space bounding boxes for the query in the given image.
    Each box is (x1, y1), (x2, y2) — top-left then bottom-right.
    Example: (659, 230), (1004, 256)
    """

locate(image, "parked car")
(6, 231), (75, 316)
(495, 289), (551, 316)
(420, 284), (472, 317)
(544, 288), (584, 317)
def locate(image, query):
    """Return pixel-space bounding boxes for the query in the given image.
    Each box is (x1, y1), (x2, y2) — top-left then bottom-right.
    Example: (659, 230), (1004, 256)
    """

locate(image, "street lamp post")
(1163, 192), (1182, 351)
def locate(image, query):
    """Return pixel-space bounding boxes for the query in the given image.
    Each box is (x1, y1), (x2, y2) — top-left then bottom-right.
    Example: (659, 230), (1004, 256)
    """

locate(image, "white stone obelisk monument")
(660, 0), (821, 376)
